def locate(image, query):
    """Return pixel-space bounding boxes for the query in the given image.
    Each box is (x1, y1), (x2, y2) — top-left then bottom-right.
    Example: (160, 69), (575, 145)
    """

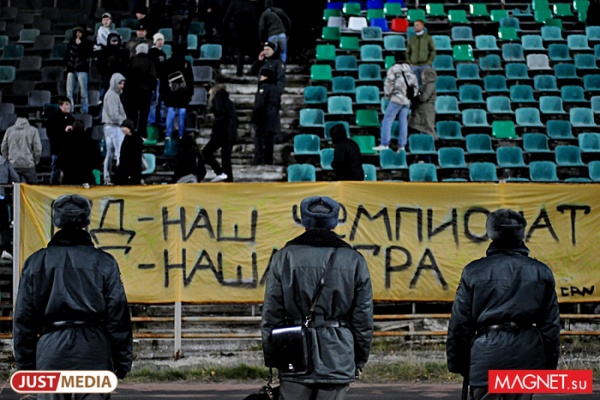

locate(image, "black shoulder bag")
(401, 71), (417, 101)
(270, 251), (336, 375)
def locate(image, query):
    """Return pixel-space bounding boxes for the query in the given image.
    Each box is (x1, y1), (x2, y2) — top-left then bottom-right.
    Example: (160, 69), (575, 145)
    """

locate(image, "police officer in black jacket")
(14, 194), (133, 399)
(447, 209), (560, 400)
(251, 67), (280, 165)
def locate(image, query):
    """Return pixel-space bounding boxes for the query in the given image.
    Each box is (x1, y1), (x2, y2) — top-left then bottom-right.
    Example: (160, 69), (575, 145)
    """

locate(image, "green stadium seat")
(487, 96), (514, 114)
(448, 10), (468, 23)
(332, 76), (356, 94)
(505, 63), (530, 80)
(316, 44), (336, 61)
(516, 107), (544, 127)
(367, 9), (385, 21)
(484, 75), (509, 93)
(561, 86), (587, 104)
(426, 3), (446, 16)
(590, 161), (600, 181)
(328, 95), (354, 114)
(510, 85), (535, 103)
(491, 9), (509, 22)
(287, 164), (317, 182)
(343, 2), (362, 16)
(353, 135), (378, 154)
(335, 55), (357, 71)
(435, 96), (460, 114)
(470, 162), (499, 182)
(547, 120), (575, 140)
(533, 0), (550, 10)
(568, 34), (591, 50)
(470, 4), (489, 17)
(384, 3), (403, 17)
(409, 134), (437, 155)
(529, 161), (559, 182)
(555, 145), (585, 166)
(522, 35), (545, 51)
(459, 85), (484, 104)
(304, 86), (327, 105)
(385, 55), (395, 70)
(534, 75), (559, 92)
(579, 133), (600, 152)
(409, 163), (438, 182)
(379, 148), (408, 170)
(358, 64), (382, 81)
(574, 0), (590, 13)
(502, 44), (525, 62)
(452, 26), (474, 42)
(362, 27), (383, 41)
(294, 134), (321, 155)
(322, 27), (341, 41)
(320, 148), (334, 170)
(570, 107), (596, 128)
(534, 8), (553, 23)
(324, 9), (342, 19)
(453, 44), (474, 62)
(340, 36), (360, 50)
(407, 9), (426, 22)
(539, 96), (566, 114)
(384, 35), (406, 51)
(362, 163), (377, 181)
(523, 133), (551, 154)
(143, 126), (159, 145)
(548, 44), (572, 62)
(492, 121), (518, 139)
(436, 76), (458, 93)
(311, 64), (333, 81)
(554, 3), (574, 16)
(433, 55), (455, 71)
(356, 109), (380, 127)
(438, 147), (467, 169)
(497, 146), (527, 168)
(360, 44), (383, 61)
(466, 134), (495, 154)
(356, 85), (380, 104)
(475, 35), (499, 51)
(498, 27), (519, 41)
(437, 121), (463, 140)
(300, 108), (325, 128)
(480, 54), (502, 71)
(324, 121), (350, 141)
(457, 64), (481, 80)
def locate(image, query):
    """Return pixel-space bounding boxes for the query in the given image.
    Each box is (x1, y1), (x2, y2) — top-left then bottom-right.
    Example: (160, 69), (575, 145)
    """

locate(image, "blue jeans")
(410, 64), (430, 86)
(66, 71), (89, 113)
(148, 80), (164, 126)
(50, 154), (60, 185)
(381, 101), (409, 147)
(268, 33), (287, 63)
(166, 107), (186, 139)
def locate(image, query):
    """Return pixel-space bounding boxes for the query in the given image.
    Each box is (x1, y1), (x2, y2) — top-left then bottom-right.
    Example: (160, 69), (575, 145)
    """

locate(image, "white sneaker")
(372, 145), (389, 151)
(397, 147), (405, 153)
(211, 173), (228, 182)
(1, 250), (13, 261)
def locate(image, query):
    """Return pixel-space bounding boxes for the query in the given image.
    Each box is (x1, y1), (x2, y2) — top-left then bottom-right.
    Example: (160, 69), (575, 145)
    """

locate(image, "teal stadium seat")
(568, 34), (591, 50)
(591, 96), (600, 113)
(505, 63), (530, 80)
(480, 54), (503, 71)
(433, 35), (452, 51)
(502, 43), (525, 62)
(590, 161), (600, 181)
(534, 75), (559, 92)
(484, 75), (509, 93)
(409, 163), (438, 182)
(497, 146), (527, 167)
(356, 85), (381, 104)
(547, 120), (575, 140)
(0, 66), (16, 83)
(361, 27), (383, 41)
(360, 44), (383, 61)
(409, 134), (437, 155)
(462, 109), (490, 127)
(570, 107), (596, 128)
(575, 54), (599, 71)
(379, 148), (407, 170)
(539, 96), (566, 114)
(459, 85), (485, 104)
(469, 162), (499, 182)
(384, 35), (406, 51)
(304, 86), (327, 105)
(584, 74), (600, 92)
(523, 133), (551, 153)
(452, 26), (474, 42)
(437, 121), (463, 140)
(475, 35), (499, 50)
(433, 55), (455, 71)
(327, 95), (353, 115)
(554, 64), (578, 80)
(199, 44), (222, 60)
(300, 109), (325, 128)
(529, 161), (559, 182)
(561, 86), (587, 104)
(335, 55), (357, 71)
(541, 26), (564, 42)
(555, 145), (584, 166)
(358, 64), (382, 81)
(287, 164), (317, 182)
(362, 164), (377, 181)
(466, 134), (495, 154)
(324, 121), (350, 141)
(487, 96), (514, 114)
(320, 148), (334, 170)
(435, 96), (460, 114)
(548, 44), (572, 62)
(332, 76), (356, 94)
(457, 64), (482, 80)
(435, 76), (458, 93)
(522, 35), (545, 51)
(141, 153), (156, 175)
(294, 134), (321, 155)
(516, 107), (544, 127)
(438, 147), (467, 169)
(579, 133), (600, 152)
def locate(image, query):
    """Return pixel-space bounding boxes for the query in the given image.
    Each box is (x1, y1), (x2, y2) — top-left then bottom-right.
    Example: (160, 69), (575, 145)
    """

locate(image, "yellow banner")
(18, 183), (600, 303)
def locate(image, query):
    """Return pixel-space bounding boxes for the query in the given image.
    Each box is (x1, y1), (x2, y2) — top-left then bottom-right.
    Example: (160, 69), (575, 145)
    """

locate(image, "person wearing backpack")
(161, 45), (194, 140)
(259, 0), (291, 63)
(203, 84), (237, 182)
(373, 63), (419, 153)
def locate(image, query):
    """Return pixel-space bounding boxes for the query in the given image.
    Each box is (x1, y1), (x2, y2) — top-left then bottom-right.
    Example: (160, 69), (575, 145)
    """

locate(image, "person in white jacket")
(373, 63), (419, 153)
(101, 73), (127, 185)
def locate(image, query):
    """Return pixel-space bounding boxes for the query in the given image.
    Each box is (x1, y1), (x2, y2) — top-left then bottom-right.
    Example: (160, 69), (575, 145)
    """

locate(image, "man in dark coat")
(125, 23), (153, 58)
(116, 119), (144, 185)
(203, 84), (237, 182)
(251, 67), (280, 165)
(262, 196), (373, 399)
(161, 45), (194, 140)
(64, 26), (93, 114)
(447, 209), (561, 400)
(168, 0), (196, 49)
(124, 43), (157, 138)
(13, 194), (133, 398)
(331, 124), (364, 181)
(250, 41), (286, 96)
(46, 97), (75, 185)
(223, 0), (258, 76)
(97, 32), (130, 94)
(58, 120), (103, 186)
(259, 0), (291, 63)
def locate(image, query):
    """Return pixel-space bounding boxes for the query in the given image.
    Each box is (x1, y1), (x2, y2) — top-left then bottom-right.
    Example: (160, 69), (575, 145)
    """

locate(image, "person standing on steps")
(250, 41), (286, 97)
(251, 67), (280, 165)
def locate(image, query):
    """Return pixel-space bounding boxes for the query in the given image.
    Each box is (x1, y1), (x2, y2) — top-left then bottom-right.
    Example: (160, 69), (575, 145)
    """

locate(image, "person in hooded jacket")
(124, 43), (157, 139)
(251, 67), (280, 165)
(102, 73), (128, 185)
(259, 0), (291, 63)
(174, 131), (207, 183)
(115, 119), (144, 185)
(203, 85), (237, 182)
(262, 195), (373, 400)
(13, 194), (133, 400)
(161, 45), (194, 140)
(447, 209), (560, 400)
(373, 63), (419, 152)
(250, 41), (286, 96)
(58, 120), (102, 186)
(330, 124), (364, 181)
(64, 26), (93, 114)
(97, 32), (130, 94)
(408, 68), (437, 139)
(223, 0), (258, 76)
(1, 117), (42, 184)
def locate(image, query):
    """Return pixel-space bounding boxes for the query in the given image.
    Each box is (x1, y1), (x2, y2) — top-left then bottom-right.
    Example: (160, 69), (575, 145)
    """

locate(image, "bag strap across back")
(304, 250), (336, 327)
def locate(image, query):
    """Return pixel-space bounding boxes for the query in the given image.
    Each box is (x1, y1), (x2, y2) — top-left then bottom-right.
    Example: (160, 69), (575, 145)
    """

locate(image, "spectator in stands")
(447, 209), (560, 400)
(408, 68), (438, 139)
(199, 0), (224, 42)
(224, 0), (258, 76)
(146, 0), (167, 36)
(65, 26), (93, 114)
(124, 43), (157, 140)
(148, 33), (167, 129)
(203, 85), (237, 182)
(161, 45), (194, 140)
(406, 20), (435, 85)
(250, 41), (286, 96)
(97, 33), (130, 95)
(95, 12), (114, 49)
(115, 119), (144, 185)
(79, 0), (95, 32)
(46, 97), (75, 185)
(251, 68), (280, 165)
(259, 0), (291, 63)
(126, 23), (153, 58)
(14, 194), (133, 385)
(130, 1), (148, 21)
(1, 117), (42, 184)
(169, 0), (196, 49)
(58, 120), (102, 186)
(331, 124), (364, 181)
(373, 63), (418, 152)
(102, 73), (128, 185)
(174, 132), (207, 183)
(0, 153), (19, 260)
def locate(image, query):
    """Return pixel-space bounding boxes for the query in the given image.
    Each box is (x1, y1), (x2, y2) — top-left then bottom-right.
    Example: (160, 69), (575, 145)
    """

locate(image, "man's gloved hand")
(355, 367), (362, 379)
(115, 370), (127, 379)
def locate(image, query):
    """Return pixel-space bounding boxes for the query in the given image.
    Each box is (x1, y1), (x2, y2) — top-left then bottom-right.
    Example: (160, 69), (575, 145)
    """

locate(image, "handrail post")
(12, 183), (20, 309)
(174, 302), (182, 359)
